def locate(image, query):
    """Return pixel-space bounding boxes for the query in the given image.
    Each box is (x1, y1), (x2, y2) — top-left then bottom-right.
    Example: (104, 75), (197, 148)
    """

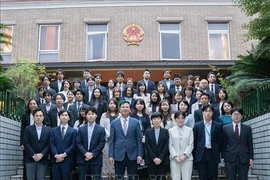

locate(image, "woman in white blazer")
(100, 98), (120, 177)
(169, 111), (194, 180)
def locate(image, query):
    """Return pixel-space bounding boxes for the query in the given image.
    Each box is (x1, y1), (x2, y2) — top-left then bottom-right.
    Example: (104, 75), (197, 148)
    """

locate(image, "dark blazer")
(76, 123), (106, 165)
(130, 113), (151, 134)
(40, 103), (57, 121)
(203, 89), (216, 105)
(68, 103), (90, 126)
(63, 102), (74, 110)
(87, 100), (107, 124)
(193, 121), (223, 164)
(23, 125), (51, 164)
(223, 123), (254, 164)
(50, 126), (77, 164)
(80, 79), (88, 89)
(20, 113), (31, 146)
(158, 79), (174, 92)
(168, 86), (184, 103)
(144, 128), (170, 165)
(194, 107), (219, 123)
(137, 79), (156, 94)
(46, 107), (73, 128)
(207, 83), (221, 97)
(51, 81), (63, 93)
(82, 87), (93, 104)
(109, 117), (143, 161)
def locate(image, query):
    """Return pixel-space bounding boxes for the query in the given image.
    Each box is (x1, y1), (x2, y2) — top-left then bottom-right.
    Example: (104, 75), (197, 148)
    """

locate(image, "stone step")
(16, 166), (23, 175)
(10, 175), (50, 180)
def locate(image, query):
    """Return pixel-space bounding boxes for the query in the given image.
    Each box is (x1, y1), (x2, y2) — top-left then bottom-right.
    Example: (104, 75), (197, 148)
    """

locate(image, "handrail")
(0, 90), (25, 122)
(241, 83), (270, 121)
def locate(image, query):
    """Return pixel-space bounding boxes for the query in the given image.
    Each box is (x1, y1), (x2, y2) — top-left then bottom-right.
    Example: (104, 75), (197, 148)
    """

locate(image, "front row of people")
(23, 101), (253, 180)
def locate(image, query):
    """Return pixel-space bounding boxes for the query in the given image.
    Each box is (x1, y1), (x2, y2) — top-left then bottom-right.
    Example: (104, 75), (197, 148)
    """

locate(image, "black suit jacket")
(24, 125), (51, 164)
(194, 107), (219, 123)
(223, 123), (254, 164)
(207, 83), (221, 97)
(50, 126), (77, 164)
(193, 121), (223, 164)
(76, 123), (106, 165)
(87, 100), (107, 124)
(145, 128), (170, 165)
(68, 103), (90, 126)
(47, 107), (73, 127)
(51, 81), (63, 93)
(40, 103), (57, 122)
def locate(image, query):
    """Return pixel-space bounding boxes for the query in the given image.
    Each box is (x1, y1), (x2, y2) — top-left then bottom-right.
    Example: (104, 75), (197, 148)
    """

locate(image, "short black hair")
(58, 109), (72, 118)
(54, 93), (66, 101)
(151, 112), (163, 120)
(85, 106), (98, 115)
(231, 107), (244, 115)
(207, 71), (216, 79)
(41, 75), (51, 82)
(87, 76), (95, 82)
(116, 71), (125, 78)
(202, 104), (214, 112)
(144, 69), (151, 74)
(43, 90), (53, 97)
(119, 100), (130, 107)
(201, 92), (210, 99)
(174, 111), (187, 119)
(33, 108), (45, 116)
(56, 68), (65, 75)
(75, 89), (85, 97)
(94, 73), (102, 79)
(83, 69), (91, 73)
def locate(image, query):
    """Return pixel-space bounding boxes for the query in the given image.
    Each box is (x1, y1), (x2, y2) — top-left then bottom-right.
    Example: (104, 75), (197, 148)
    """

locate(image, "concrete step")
(16, 166), (23, 175)
(10, 175), (50, 180)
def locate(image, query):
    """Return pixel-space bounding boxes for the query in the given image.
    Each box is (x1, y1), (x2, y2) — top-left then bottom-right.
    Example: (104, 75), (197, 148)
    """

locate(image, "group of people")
(20, 68), (254, 180)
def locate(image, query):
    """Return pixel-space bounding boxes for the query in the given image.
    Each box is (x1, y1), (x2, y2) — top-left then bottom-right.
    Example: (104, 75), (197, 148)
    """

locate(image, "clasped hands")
(55, 153), (67, 163)
(33, 153), (44, 162)
(153, 158), (162, 165)
(85, 152), (94, 161)
(174, 154), (187, 163)
(109, 156), (142, 165)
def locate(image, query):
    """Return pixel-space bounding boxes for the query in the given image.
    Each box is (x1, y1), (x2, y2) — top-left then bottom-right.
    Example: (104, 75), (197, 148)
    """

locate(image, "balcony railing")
(241, 84), (270, 121)
(0, 90), (25, 122)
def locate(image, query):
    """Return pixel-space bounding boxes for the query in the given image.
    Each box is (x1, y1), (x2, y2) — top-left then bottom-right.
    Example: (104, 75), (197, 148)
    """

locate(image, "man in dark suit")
(23, 108), (51, 180)
(223, 107), (254, 180)
(76, 106), (106, 180)
(137, 69), (156, 94)
(40, 90), (56, 121)
(199, 79), (216, 104)
(50, 109), (77, 180)
(207, 71), (221, 98)
(168, 74), (184, 103)
(82, 76), (96, 103)
(145, 112), (169, 180)
(194, 92), (219, 123)
(80, 69), (91, 89)
(51, 68), (65, 93)
(158, 69), (174, 93)
(68, 89), (90, 126)
(115, 71), (127, 97)
(47, 93), (72, 127)
(193, 104), (223, 180)
(109, 101), (143, 180)
(94, 73), (107, 96)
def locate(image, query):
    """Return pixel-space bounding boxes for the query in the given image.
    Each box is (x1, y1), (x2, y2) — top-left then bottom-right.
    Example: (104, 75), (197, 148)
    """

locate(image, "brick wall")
(0, 116), (23, 180)
(244, 113), (270, 180)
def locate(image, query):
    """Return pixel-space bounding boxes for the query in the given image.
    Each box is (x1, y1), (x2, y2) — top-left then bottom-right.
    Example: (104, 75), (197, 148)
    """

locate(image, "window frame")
(86, 24), (108, 61)
(38, 24), (60, 62)
(207, 22), (231, 60)
(159, 23), (181, 60)
(0, 26), (13, 53)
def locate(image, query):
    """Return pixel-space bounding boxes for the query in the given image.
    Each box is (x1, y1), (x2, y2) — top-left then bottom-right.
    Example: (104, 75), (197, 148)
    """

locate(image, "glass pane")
(87, 25), (107, 32)
(0, 27), (12, 53)
(39, 53), (59, 62)
(208, 23), (228, 30)
(40, 26), (59, 50)
(209, 34), (229, 59)
(160, 24), (180, 31)
(0, 54), (12, 63)
(161, 33), (180, 59)
(87, 34), (105, 60)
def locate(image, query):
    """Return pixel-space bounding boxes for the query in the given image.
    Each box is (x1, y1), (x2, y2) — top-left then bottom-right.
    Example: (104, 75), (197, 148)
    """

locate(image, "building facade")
(0, 0), (252, 82)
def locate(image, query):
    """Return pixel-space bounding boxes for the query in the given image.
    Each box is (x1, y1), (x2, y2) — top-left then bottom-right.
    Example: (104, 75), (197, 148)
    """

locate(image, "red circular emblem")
(123, 24), (144, 45)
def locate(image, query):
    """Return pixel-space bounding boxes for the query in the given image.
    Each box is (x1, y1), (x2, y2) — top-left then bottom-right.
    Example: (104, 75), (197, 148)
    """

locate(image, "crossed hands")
(33, 153), (44, 162)
(85, 152), (94, 161)
(174, 155), (187, 163)
(153, 158), (162, 165)
(55, 153), (67, 163)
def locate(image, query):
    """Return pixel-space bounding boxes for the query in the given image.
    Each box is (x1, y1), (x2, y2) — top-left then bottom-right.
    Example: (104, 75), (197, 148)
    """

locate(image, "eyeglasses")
(232, 113), (242, 117)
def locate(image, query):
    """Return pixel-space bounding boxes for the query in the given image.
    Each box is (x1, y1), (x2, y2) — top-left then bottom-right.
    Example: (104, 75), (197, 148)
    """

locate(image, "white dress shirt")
(204, 120), (212, 148)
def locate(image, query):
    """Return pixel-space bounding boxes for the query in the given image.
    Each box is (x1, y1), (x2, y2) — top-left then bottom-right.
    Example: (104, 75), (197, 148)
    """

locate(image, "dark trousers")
(78, 162), (101, 180)
(51, 161), (73, 180)
(196, 149), (218, 180)
(147, 164), (167, 180)
(225, 155), (249, 180)
(115, 153), (138, 180)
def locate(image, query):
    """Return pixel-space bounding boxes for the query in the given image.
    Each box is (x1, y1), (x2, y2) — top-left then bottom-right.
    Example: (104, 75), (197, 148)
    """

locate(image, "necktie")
(176, 87), (180, 92)
(123, 119), (127, 136)
(77, 102), (81, 116)
(42, 99), (45, 104)
(211, 84), (214, 92)
(61, 126), (65, 140)
(235, 124), (239, 142)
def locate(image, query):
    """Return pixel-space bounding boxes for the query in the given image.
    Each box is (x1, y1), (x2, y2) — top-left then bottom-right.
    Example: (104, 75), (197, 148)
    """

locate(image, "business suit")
(207, 83), (221, 97)
(24, 125), (51, 180)
(137, 79), (156, 94)
(223, 123), (254, 180)
(50, 126), (77, 180)
(116, 83), (127, 97)
(194, 107), (219, 123)
(168, 86), (184, 100)
(80, 79), (88, 89)
(193, 121), (223, 180)
(68, 102), (90, 126)
(87, 100), (107, 124)
(169, 125), (194, 180)
(203, 89), (216, 105)
(51, 80), (64, 93)
(40, 103), (57, 122)
(145, 128), (169, 180)
(47, 107), (73, 127)
(109, 117), (143, 180)
(77, 123), (106, 180)
(130, 114), (151, 134)
(158, 79), (174, 93)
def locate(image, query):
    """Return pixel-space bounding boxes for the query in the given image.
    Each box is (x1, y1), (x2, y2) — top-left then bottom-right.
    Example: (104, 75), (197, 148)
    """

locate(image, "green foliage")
(3, 58), (47, 102)
(235, 0), (270, 40)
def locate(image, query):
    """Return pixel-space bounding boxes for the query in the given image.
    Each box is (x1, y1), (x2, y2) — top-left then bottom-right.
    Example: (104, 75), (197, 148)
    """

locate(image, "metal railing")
(0, 90), (25, 122)
(241, 83), (270, 121)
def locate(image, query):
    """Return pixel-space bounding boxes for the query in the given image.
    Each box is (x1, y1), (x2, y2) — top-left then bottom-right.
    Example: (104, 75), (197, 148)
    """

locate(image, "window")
(86, 24), (107, 61)
(208, 23), (230, 60)
(38, 25), (60, 62)
(159, 23), (181, 60)
(0, 26), (13, 62)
